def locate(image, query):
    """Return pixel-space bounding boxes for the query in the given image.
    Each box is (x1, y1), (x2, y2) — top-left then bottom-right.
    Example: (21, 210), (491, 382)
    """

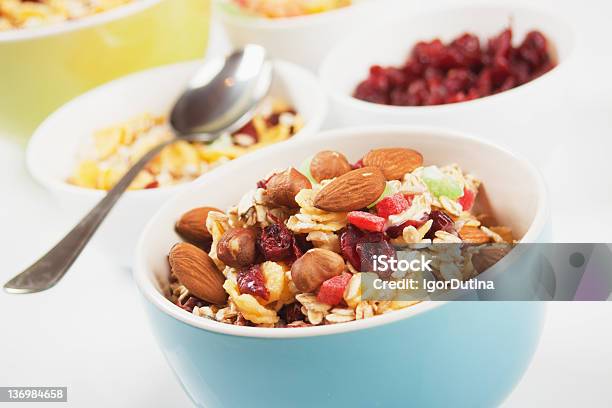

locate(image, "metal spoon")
(4, 45), (272, 294)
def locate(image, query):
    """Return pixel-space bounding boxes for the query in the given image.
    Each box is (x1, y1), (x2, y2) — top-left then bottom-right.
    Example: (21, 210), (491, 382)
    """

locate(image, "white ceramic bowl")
(134, 126), (549, 407)
(319, 4), (575, 146)
(26, 59), (327, 266)
(215, 0), (383, 71)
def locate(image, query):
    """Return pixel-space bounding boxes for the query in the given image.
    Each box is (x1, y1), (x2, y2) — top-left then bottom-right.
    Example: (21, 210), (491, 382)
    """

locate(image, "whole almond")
(175, 207), (221, 245)
(291, 248), (345, 292)
(363, 148), (423, 180)
(217, 227), (259, 267)
(459, 226), (491, 244)
(265, 168), (312, 208)
(313, 167), (385, 212)
(169, 243), (227, 305)
(471, 245), (512, 274)
(309, 150), (352, 183)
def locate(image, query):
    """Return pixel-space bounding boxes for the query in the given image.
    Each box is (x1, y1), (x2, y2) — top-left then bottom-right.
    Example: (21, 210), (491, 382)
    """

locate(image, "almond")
(459, 226), (491, 244)
(313, 167), (385, 212)
(363, 147), (423, 180)
(291, 248), (345, 292)
(217, 227), (259, 267)
(310, 150), (352, 183)
(169, 242), (227, 305)
(175, 207), (221, 245)
(265, 168), (312, 208)
(471, 245), (512, 274)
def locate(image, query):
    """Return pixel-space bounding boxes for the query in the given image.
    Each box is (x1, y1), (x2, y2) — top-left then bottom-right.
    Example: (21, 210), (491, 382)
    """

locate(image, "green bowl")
(0, 0), (210, 141)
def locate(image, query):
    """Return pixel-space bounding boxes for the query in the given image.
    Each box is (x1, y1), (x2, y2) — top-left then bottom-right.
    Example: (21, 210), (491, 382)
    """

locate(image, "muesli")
(167, 147), (515, 327)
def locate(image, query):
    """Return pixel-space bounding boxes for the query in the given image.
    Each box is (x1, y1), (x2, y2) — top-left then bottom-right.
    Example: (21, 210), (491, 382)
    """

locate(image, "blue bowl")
(134, 127), (550, 407)
(144, 301), (544, 407)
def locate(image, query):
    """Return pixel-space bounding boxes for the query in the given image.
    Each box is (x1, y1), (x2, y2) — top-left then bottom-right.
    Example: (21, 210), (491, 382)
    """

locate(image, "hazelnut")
(265, 168), (312, 208)
(310, 150), (352, 183)
(291, 248), (345, 292)
(175, 207), (221, 245)
(217, 227), (259, 267)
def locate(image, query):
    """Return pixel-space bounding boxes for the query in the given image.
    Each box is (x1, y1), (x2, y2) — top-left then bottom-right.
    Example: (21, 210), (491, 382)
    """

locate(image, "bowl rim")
(319, 3), (575, 114)
(214, 0), (374, 30)
(0, 0), (163, 43)
(25, 58), (327, 201)
(133, 125), (550, 339)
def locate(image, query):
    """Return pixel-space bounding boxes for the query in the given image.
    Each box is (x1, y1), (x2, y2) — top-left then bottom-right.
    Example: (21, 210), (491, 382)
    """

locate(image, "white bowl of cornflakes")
(26, 59), (327, 266)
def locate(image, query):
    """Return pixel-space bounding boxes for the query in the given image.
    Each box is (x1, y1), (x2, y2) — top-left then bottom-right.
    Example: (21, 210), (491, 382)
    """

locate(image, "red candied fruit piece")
(317, 273), (352, 306)
(347, 211), (386, 233)
(376, 193), (410, 219)
(237, 264), (269, 300)
(457, 187), (476, 211)
(144, 180), (159, 189)
(352, 158), (365, 169)
(259, 223), (295, 262)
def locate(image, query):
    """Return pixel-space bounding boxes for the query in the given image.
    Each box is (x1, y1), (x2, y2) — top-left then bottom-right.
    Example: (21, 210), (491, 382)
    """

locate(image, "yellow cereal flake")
(223, 280), (279, 325)
(70, 160), (99, 189)
(160, 141), (199, 175)
(260, 261), (289, 305)
(93, 126), (123, 160)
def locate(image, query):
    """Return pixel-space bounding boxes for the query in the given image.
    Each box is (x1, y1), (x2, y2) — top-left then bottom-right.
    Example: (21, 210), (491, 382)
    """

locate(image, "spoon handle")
(4, 140), (174, 294)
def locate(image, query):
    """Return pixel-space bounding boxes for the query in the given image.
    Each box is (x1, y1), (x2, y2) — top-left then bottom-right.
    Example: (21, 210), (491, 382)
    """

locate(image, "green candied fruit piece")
(367, 182), (395, 209)
(299, 155), (317, 185)
(421, 166), (463, 200)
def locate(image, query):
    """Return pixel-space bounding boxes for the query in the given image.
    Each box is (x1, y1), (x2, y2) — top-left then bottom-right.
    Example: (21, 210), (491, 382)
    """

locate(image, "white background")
(1, 0), (611, 406)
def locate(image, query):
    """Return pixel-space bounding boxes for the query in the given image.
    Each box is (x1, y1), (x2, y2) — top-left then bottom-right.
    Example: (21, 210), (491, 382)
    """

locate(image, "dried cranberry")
(237, 264), (269, 300)
(352, 158), (365, 169)
(259, 223), (295, 262)
(340, 225), (390, 271)
(386, 218), (426, 239)
(356, 241), (396, 278)
(233, 120), (258, 140)
(451, 33), (482, 68)
(518, 31), (549, 69)
(425, 210), (455, 239)
(353, 28), (555, 107)
(280, 303), (305, 323)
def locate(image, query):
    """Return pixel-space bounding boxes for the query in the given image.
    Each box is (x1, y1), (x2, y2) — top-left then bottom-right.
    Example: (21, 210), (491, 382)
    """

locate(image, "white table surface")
(1, 0), (611, 406)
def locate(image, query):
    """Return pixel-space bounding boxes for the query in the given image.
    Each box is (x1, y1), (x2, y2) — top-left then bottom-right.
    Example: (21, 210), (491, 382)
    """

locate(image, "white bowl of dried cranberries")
(319, 4), (574, 146)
